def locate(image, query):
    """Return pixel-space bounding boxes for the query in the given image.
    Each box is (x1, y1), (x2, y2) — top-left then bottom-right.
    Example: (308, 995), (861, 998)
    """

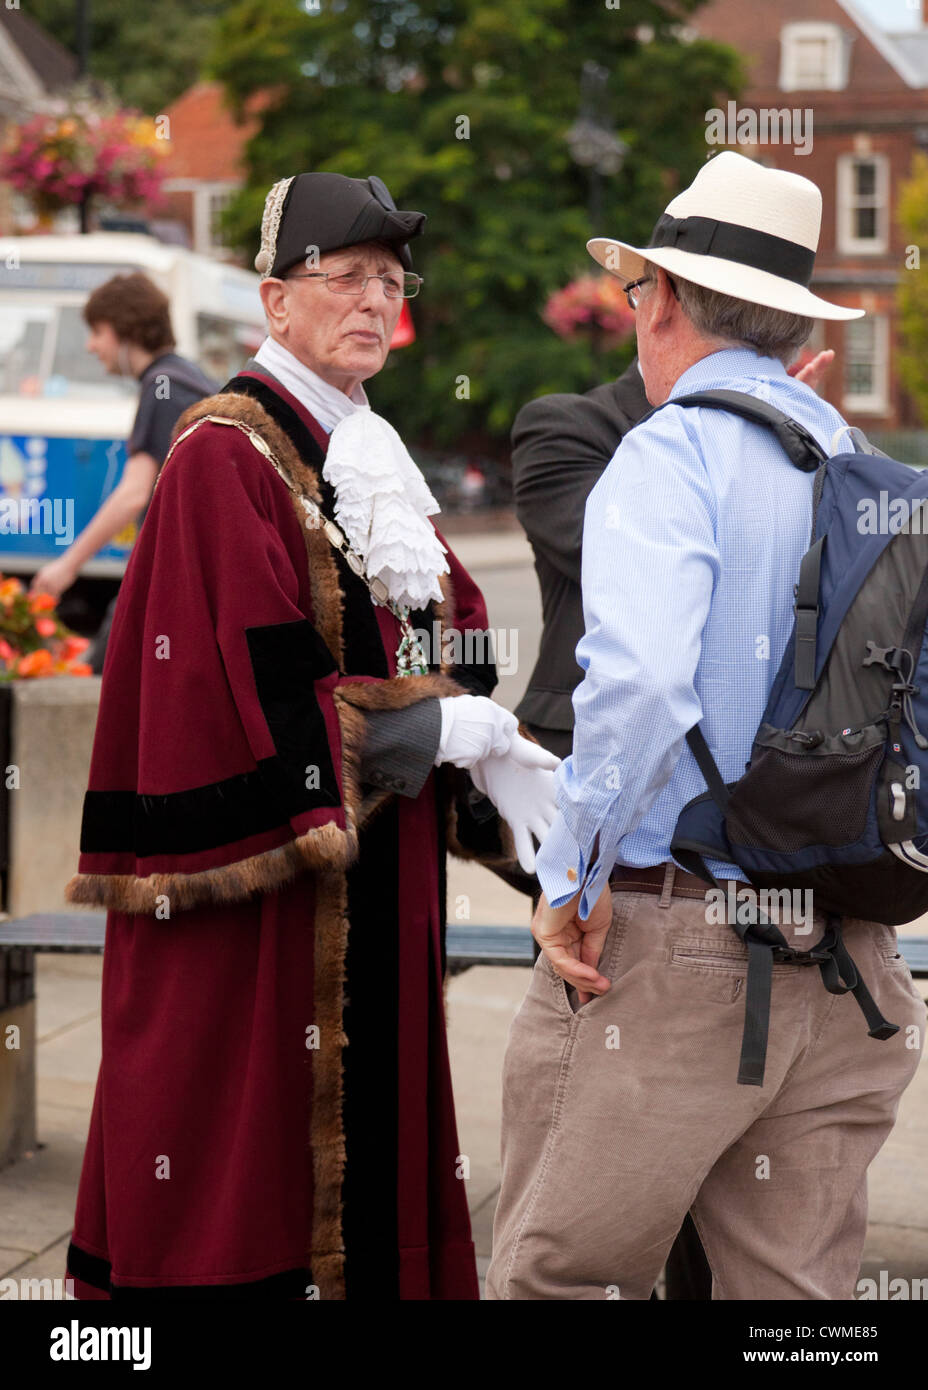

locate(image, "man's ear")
(650, 268), (679, 328)
(259, 277), (288, 333)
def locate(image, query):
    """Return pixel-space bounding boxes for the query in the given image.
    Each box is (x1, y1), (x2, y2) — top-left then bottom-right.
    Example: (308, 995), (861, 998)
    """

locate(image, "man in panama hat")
(487, 152), (924, 1300)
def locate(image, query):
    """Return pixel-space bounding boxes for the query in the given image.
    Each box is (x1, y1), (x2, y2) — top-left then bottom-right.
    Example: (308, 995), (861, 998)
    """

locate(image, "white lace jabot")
(254, 336), (449, 613)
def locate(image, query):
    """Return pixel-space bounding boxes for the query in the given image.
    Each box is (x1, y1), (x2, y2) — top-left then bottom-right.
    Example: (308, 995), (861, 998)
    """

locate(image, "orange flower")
(35, 616), (57, 637)
(16, 648), (54, 677)
(61, 634), (90, 659)
(28, 592), (57, 613)
(67, 662), (93, 677)
(0, 577), (23, 604)
(0, 639), (13, 662)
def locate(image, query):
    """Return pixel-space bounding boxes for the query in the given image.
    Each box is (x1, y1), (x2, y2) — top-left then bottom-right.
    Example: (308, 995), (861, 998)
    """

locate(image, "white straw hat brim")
(587, 237), (864, 321)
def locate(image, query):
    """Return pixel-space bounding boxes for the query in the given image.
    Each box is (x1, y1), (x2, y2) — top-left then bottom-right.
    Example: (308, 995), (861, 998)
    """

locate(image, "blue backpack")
(645, 390), (926, 1086)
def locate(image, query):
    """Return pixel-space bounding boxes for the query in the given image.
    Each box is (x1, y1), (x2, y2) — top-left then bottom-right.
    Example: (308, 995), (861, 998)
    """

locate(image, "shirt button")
(567, 867), (578, 882)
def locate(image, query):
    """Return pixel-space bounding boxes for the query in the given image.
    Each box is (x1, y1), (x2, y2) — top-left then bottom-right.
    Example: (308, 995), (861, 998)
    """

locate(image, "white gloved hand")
(506, 732), (562, 772)
(470, 753), (561, 874)
(434, 695), (520, 769)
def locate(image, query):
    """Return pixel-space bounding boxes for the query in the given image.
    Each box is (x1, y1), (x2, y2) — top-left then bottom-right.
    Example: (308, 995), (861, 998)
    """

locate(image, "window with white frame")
(836, 155), (889, 254)
(843, 315), (889, 415)
(779, 22), (850, 91)
(192, 182), (238, 256)
(208, 188), (234, 251)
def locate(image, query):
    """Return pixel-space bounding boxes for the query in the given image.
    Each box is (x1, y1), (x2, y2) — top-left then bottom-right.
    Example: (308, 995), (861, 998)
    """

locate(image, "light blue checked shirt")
(536, 347), (850, 915)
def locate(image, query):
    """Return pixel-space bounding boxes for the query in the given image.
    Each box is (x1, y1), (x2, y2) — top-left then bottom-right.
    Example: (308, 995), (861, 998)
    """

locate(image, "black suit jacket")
(512, 358), (651, 754)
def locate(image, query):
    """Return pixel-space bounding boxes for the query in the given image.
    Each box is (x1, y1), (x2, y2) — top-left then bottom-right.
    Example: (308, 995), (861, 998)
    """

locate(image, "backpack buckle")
(772, 943), (832, 967)
(788, 728), (823, 747)
(863, 641), (899, 670)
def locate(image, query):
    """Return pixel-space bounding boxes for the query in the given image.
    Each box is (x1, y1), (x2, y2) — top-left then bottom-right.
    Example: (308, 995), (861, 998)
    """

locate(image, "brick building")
(691, 0), (928, 434)
(157, 83), (276, 260)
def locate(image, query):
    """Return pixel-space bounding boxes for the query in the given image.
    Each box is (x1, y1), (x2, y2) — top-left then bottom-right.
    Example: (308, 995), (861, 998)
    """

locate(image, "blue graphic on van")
(0, 432), (133, 564)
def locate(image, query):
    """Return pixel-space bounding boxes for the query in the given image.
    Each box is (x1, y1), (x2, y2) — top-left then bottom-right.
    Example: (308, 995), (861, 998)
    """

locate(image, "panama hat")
(587, 151), (863, 321)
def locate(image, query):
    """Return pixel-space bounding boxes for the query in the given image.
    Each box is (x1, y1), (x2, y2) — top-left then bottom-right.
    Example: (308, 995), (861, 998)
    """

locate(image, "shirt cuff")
(536, 815), (612, 917)
(535, 814), (586, 909)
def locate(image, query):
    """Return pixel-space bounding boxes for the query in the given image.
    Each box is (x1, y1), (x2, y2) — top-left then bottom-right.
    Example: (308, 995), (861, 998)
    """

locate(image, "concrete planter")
(0, 676), (100, 1169)
(1, 676), (101, 917)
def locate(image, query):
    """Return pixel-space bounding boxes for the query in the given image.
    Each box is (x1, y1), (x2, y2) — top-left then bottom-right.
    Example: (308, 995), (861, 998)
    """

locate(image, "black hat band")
(647, 212), (815, 287)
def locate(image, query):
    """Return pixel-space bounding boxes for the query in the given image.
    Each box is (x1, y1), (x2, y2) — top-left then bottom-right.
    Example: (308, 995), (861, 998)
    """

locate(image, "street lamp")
(566, 61), (627, 235)
(76, 0), (91, 232)
(566, 62), (627, 382)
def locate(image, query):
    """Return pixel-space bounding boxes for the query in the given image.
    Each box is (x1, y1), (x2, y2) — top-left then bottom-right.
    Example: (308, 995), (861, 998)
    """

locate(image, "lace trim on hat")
(255, 176), (296, 278)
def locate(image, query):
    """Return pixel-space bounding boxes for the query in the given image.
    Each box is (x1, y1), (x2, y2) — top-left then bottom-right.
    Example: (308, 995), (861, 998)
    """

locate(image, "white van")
(0, 232), (265, 580)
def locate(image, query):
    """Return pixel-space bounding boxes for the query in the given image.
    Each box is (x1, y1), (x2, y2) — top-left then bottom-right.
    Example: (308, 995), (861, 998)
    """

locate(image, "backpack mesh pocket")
(726, 727), (885, 854)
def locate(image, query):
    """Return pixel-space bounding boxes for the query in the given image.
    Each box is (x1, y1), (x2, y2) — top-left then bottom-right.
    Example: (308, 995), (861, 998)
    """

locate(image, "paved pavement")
(1, 522), (926, 1297)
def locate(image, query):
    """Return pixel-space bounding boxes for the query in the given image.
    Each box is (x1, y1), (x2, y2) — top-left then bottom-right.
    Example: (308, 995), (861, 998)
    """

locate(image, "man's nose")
(357, 276), (390, 307)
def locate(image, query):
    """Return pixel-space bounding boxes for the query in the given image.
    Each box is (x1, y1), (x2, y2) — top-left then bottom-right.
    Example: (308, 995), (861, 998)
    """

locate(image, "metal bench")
(446, 925), (928, 982)
(0, 913), (925, 1168)
(1, 914), (926, 975)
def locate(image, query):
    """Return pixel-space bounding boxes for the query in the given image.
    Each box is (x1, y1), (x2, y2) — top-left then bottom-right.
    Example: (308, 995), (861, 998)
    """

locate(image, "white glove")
(470, 752), (561, 874)
(506, 732), (562, 772)
(434, 695), (519, 769)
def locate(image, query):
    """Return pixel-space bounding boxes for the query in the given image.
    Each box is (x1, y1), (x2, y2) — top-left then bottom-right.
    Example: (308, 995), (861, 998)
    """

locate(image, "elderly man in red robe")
(64, 172), (557, 1301)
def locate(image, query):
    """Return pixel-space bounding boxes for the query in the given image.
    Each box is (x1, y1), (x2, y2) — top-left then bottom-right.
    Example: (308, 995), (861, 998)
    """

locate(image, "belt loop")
(659, 861), (676, 908)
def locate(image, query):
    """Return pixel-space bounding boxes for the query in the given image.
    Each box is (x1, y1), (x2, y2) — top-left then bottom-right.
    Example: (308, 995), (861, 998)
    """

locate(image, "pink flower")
(543, 275), (635, 348)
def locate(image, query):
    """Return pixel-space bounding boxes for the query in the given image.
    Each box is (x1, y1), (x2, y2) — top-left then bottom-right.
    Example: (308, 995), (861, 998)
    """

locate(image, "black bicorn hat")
(254, 172), (426, 278)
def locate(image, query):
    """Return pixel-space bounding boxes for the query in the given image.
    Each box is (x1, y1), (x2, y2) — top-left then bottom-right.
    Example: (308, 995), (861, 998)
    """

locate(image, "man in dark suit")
(512, 357), (650, 759)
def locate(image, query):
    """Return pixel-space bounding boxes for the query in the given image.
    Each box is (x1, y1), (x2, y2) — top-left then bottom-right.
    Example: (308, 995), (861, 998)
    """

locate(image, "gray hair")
(660, 270), (814, 366)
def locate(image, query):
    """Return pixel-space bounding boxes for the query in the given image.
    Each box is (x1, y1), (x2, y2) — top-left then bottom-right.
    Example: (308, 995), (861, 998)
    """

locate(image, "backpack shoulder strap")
(639, 388), (827, 473)
(644, 388), (830, 685)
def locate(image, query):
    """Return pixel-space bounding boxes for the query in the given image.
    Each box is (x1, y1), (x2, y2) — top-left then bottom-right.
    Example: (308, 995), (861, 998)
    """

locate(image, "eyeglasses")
(286, 270), (424, 299)
(624, 276), (651, 310)
(625, 272), (678, 310)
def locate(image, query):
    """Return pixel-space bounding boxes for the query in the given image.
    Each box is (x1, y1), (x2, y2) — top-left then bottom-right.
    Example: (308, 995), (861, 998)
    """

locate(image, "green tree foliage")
(29, 0), (742, 450)
(28, 0), (224, 113)
(897, 151), (928, 426)
(207, 0), (742, 448)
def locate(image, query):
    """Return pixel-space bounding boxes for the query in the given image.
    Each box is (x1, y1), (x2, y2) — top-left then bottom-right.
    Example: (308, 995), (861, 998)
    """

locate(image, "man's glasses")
(624, 272), (677, 310)
(286, 270), (424, 299)
(624, 276), (650, 310)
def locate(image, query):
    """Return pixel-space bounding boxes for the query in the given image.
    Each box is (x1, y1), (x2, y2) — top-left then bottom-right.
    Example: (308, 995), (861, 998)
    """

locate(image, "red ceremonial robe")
(63, 368), (522, 1300)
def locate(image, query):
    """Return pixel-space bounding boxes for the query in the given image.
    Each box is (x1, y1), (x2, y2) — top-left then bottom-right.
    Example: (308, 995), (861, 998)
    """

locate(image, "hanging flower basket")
(0, 576), (92, 681)
(543, 274), (636, 349)
(0, 94), (168, 221)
